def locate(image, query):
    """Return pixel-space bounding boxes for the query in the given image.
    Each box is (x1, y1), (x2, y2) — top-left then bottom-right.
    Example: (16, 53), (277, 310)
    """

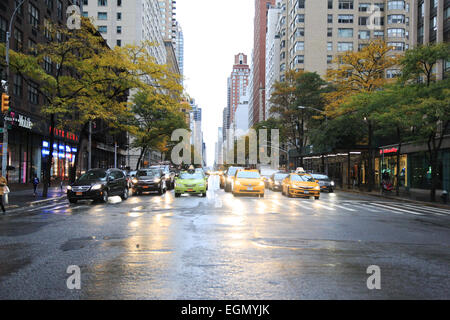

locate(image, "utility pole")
(2, 0), (27, 178)
(88, 121), (92, 170)
(114, 141), (117, 168)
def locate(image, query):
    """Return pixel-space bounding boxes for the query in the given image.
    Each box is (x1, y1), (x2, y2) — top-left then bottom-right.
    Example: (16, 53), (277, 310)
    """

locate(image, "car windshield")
(180, 173), (204, 180)
(311, 174), (330, 180)
(291, 174), (315, 182)
(274, 174), (288, 181)
(227, 167), (243, 176)
(78, 170), (106, 181)
(137, 170), (160, 177)
(236, 171), (261, 179)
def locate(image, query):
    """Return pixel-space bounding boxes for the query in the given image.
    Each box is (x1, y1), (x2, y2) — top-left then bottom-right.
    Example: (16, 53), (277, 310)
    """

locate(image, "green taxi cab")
(174, 171), (207, 197)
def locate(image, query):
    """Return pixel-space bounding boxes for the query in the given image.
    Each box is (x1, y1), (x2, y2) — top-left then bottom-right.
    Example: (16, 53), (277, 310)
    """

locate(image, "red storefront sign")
(49, 127), (79, 142)
(380, 147), (398, 155)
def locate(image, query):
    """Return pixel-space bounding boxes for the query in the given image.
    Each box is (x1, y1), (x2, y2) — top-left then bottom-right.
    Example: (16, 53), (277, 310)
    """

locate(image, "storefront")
(1, 111), (80, 184)
(375, 147), (408, 188)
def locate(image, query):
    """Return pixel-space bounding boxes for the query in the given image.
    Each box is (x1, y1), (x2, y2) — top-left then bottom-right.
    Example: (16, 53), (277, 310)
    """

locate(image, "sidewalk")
(338, 186), (450, 209)
(3, 183), (68, 210)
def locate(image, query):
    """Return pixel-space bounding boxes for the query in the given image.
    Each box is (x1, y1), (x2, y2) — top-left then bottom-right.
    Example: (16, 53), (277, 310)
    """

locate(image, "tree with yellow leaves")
(324, 41), (401, 191)
(0, 18), (182, 196)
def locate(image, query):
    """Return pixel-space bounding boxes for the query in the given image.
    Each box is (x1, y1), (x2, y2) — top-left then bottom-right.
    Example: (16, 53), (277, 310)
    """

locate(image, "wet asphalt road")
(0, 176), (449, 299)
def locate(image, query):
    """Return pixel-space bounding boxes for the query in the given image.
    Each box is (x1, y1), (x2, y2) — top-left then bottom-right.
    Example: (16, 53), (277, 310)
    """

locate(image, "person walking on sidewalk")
(32, 175), (40, 196)
(0, 174), (8, 213)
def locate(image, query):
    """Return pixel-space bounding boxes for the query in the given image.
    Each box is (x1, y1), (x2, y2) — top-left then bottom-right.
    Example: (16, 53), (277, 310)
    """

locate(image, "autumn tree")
(0, 18), (182, 196)
(325, 40), (400, 191)
(131, 89), (188, 170)
(270, 70), (328, 167)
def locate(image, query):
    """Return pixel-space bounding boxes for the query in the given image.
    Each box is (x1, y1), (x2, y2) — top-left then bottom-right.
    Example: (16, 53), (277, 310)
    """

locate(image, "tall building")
(83, 0), (167, 65)
(174, 21), (184, 78)
(0, 0), (128, 183)
(250, 0), (276, 127)
(265, 1), (283, 120)
(414, 0), (449, 79)
(229, 53), (250, 125)
(275, 0), (414, 79)
(158, 0), (176, 42)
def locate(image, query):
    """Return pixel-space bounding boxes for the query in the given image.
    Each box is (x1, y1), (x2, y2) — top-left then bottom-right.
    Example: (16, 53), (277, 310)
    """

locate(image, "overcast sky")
(176, 0), (255, 167)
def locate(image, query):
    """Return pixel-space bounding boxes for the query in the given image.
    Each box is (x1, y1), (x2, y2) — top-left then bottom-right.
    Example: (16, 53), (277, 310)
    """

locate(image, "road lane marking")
(370, 202), (424, 215)
(399, 203), (450, 216)
(330, 204), (357, 211)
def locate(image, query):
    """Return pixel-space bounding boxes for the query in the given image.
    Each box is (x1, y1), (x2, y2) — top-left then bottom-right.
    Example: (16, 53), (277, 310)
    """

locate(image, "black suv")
(67, 168), (129, 204)
(131, 168), (167, 195)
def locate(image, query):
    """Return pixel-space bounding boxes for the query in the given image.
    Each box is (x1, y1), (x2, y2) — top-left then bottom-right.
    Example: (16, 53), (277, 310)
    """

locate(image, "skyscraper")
(229, 53), (250, 126)
(83, 0), (167, 65)
(250, 0), (276, 127)
(275, 0), (414, 79)
(174, 21), (184, 79)
(158, 0), (177, 42)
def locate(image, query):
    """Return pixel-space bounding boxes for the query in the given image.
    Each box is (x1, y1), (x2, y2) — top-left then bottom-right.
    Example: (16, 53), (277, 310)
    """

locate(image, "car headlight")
(91, 184), (102, 190)
(314, 186), (320, 190)
(132, 178), (138, 184)
(67, 186), (72, 191)
(154, 178), (161, 183)
(198, 184), (205, 187)
(331, 181), (335, 186)
(259, 181), (265, 186)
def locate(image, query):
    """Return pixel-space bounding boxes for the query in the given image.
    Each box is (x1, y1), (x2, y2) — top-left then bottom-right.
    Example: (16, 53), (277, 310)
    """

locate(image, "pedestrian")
(0, 174), (7, 213)
(32, 175), (40, 196)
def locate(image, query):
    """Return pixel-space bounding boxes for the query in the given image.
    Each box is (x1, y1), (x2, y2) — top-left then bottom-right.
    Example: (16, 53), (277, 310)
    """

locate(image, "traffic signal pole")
(2, 0), (27, 178)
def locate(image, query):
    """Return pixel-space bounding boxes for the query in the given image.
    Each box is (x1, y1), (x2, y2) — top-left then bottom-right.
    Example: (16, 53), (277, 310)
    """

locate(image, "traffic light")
(1, 93), (10, 114)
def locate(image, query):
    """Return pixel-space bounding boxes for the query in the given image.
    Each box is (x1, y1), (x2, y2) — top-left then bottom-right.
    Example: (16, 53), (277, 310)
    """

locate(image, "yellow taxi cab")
(281, 173), (320, 199)
(231, 169), (265, 197)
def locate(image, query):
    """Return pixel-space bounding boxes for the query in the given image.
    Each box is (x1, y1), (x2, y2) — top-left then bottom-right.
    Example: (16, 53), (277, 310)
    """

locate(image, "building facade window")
(338, 42), (353, 51)
(338, 15), (354, 23)
(338, 28), (353, 38)
(338, 0), (354, 10)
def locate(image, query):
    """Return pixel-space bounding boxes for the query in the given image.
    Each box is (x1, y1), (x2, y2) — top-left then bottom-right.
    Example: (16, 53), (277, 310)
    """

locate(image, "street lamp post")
(2, 0), (27, 178)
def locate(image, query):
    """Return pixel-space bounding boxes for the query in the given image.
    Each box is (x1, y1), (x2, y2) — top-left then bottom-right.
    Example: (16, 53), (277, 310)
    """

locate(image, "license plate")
(76, 192), (82, 196)
(143, 186), (149, 189)
(247, 187), (253, 191)
(304, 191), (309, 194)
(187, 189), (193, 192)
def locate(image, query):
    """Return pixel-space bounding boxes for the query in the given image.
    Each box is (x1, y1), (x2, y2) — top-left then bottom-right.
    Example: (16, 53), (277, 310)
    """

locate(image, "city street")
(0, 176), (449, 299)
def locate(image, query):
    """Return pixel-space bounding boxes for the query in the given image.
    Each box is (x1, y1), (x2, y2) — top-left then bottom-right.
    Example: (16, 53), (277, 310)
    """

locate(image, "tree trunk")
(69, 122), (89, 183)
(347, 150), (351, 189)
(396, 127), (402, 197)
(135, 147), (146, 171)
(42, 114), (55, 198)
(430, 153), (437, 202)
(367, 121), (373, 192)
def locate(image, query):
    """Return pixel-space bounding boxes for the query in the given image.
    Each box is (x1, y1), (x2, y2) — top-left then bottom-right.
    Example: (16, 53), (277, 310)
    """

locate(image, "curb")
(27, 195), (66, 207)
(338, 188), (450, 210)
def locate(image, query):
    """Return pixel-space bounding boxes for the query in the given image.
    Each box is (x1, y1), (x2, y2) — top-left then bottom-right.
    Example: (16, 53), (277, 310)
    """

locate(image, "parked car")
(310, 173), (335, 192)
(67, 168), (129, 204)
(131, 168), (167, 195)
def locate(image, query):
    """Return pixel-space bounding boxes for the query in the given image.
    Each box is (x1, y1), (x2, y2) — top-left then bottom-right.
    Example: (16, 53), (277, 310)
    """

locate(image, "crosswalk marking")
(370, 202), (424, 215)
(399, 203), (450, 216)
(330, 204), (357, 212)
